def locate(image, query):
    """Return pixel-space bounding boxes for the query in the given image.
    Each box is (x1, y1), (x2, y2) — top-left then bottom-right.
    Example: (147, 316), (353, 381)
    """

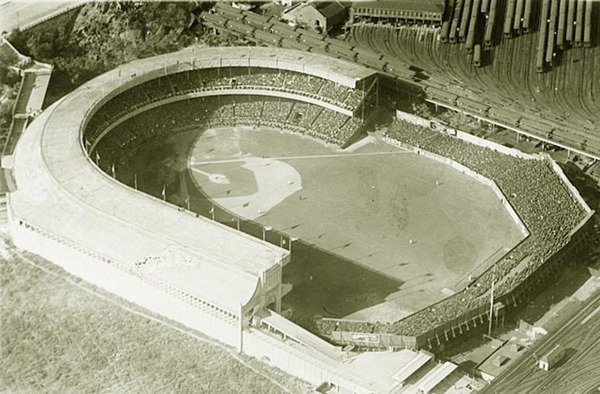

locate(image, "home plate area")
(190, 156), (302, 221)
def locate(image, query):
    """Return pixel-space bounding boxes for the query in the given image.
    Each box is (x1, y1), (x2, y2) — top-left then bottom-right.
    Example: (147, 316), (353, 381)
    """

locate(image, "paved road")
(0, 0), (83, 33)
(482, 291), (600, 394)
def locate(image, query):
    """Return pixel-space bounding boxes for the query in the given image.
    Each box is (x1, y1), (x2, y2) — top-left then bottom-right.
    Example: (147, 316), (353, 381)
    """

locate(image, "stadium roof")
(314, 1), (347, 18)
(10, 47), (356, 314)
(197, 46), (375, 88)
(351, 0), (445, 13)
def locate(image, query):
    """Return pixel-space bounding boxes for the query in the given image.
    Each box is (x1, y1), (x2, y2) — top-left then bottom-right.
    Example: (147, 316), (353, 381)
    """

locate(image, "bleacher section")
(92, 95), (359, 166)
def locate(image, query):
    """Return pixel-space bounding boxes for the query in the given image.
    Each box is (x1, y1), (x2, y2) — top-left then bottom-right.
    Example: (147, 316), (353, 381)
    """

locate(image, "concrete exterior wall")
(8, 198), (241, 348)
(7, 196), (386, 393)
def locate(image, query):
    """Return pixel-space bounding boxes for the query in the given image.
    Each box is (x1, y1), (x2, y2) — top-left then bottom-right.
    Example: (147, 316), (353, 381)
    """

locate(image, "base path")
(191, 157), (302, 221)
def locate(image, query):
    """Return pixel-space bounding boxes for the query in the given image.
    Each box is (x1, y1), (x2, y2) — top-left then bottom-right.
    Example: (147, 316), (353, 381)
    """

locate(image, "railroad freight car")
(575, 0), (585, 46)
(557, 0), (568, 49)
(254, 29), (282, 46)
(481, 0), (490, 12)
(504, 0), (516, 37)
(325, 37), (355, 53)
(489, 107), (521, 125)
(537, 0), (551, 72)
(450, 0), (464, 43)
(522, 0), (533, 32)
(353, 46), (384, 60)
(485, 0), (498, 48)
(459, 0), (473, 42)
(227, 19), (255, 37)
(473, 44), (482, 66)
(546, 0), (560, 65)
(441, 0), (456, 43)
(215, 2), (244, 20)
(299, 33), (325, 47)
(513, 0), (525, 32)
(298, 29), (325, 44)
(356, 53), (387, 70)
(426, 87), (459, 106)
(456, 96), (490, 113)
(281, 38), (310, 51)
(244, 12), (274, 30)
(203, 13), (229, 29)
(270, 22), (301, 41)
(566, 0), (576, 42)
(519, 117), (555, 138)
(583, 0), (592, 47)
(466, 0), (481, 53)
(385, 62), (418, 81)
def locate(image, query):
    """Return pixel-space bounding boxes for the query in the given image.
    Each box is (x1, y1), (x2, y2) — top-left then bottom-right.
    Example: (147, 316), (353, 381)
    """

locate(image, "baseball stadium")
(4, 42), (594, 393)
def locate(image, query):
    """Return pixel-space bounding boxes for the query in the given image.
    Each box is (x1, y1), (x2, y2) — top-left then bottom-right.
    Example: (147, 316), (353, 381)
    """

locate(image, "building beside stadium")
(281, 0), (348, 33)
(348, 0), (446, 26)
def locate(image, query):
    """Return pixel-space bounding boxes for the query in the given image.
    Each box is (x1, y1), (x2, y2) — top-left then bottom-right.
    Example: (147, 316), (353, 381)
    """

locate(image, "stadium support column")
(276, 259), (283, 314)
(238, 303), (244, 353)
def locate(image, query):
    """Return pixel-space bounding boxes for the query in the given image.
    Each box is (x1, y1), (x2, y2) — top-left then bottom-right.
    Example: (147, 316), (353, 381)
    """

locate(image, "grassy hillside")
(0, 239), (309, 393)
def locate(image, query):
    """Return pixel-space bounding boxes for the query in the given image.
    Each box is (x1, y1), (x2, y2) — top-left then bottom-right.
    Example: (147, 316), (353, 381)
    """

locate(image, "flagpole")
(488, 266), (496, 336)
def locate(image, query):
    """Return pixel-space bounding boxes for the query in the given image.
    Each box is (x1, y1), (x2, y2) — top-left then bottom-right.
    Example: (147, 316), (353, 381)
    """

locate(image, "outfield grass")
(121, 125), (524, 327)
(0, 239), (310, 393)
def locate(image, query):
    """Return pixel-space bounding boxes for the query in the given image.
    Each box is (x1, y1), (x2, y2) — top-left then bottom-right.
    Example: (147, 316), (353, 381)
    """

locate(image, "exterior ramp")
(259, 310), (344, 361)
(416, 361), (458, 394)
(391, 350), (433, 387)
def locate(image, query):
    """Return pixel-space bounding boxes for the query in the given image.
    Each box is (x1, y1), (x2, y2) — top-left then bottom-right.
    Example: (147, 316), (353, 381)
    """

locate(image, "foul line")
(190, 150), (412, 166)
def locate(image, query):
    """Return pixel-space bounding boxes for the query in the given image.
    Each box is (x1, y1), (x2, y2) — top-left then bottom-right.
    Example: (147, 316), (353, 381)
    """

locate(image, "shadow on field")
(175, 170), (403, 332)
(119, 140), (403, 333)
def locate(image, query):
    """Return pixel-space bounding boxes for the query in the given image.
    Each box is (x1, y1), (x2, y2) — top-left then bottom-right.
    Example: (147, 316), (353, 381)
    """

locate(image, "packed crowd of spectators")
(85, 66), (367, 146)
(92, 95), (363, 166)
(316, 118), (588, 339)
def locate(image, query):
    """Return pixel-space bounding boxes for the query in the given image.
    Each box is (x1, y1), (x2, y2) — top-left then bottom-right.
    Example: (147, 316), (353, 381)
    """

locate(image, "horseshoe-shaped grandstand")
(5, 45), (596, 392)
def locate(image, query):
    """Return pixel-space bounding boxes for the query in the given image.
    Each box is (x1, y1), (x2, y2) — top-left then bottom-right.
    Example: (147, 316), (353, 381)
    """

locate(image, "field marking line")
(189, 166), (213, 178)
(11, 251), (295, 394)
(190, 150), (412, 166)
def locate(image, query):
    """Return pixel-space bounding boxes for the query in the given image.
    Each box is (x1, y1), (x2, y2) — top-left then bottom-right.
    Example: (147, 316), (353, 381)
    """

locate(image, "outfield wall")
(383, 136), (529, 238)
(396, 108), (591, 217)
(318, 112), (595, 350)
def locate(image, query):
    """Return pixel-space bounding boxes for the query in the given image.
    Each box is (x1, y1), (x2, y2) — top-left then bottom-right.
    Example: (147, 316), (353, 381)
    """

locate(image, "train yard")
(481, 292), (600, 394)
(202, 1), (600, 161)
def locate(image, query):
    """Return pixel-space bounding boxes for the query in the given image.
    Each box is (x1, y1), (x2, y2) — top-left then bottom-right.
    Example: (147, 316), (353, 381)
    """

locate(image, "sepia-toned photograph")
(0, 0), (599, 393)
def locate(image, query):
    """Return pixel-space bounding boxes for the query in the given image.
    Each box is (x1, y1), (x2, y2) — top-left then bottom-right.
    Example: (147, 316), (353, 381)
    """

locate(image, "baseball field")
(121, 125), (523, 328)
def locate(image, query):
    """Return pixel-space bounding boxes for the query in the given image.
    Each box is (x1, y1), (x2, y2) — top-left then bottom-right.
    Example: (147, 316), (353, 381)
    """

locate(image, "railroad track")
(483, 293), (600, 393)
